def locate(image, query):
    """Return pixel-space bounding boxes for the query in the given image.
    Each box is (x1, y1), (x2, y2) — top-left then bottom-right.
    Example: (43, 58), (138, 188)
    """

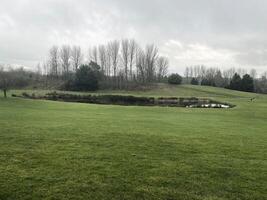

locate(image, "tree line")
(42, 39), (169, 90)
(183, 65), (267, 93)
(1, 41), (267, 97)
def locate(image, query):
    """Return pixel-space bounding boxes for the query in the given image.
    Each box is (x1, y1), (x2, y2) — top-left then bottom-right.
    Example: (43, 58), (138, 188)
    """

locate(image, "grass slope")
(0, 85), (267, 200)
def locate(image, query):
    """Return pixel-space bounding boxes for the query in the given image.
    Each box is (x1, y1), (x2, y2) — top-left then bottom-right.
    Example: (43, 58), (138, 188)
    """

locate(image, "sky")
(0, 0), (267, 75)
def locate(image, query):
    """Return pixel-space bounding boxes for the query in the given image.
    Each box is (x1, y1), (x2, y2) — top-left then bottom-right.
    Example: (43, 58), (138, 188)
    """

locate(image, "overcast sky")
(0, 0), (266, 74)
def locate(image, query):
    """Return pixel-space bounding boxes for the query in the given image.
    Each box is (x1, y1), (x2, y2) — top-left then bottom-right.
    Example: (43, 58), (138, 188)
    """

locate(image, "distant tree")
(74, 62), (101, 91)
(229, 73), (242, 90)
(201, 78), (215, 86)
(241, 74), (254, 92)
(121, 39), (130, 82)
(168, 73), (182, 85)
(60, 45), (71, 76)
(250, 69), (257, 79)
(214, 70), (225, 87)
(129, 39), (137, 80)
(98, 45), (107, 75)
(255, 74), (267, 94)
(136, 48), (146, 83)
(108, 40), (120, 77)
(157, 56), (169, 82)
(88, 46), (98, 64)
(184, 67), (190, 83)
(48, 46), (59, 76)
(145, 44), (158, 82)
(191, 78), (199, 85)
(0, 69), (12, 98)
(71, 46), (83, 72)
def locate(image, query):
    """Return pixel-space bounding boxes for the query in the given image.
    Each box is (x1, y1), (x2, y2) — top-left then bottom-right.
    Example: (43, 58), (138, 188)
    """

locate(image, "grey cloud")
(0, 0), (266, 73)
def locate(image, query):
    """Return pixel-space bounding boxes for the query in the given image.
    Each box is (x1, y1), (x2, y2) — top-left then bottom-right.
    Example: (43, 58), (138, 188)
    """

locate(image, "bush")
(168, 74), (182, 85)
(74, 62), (102, 91)
(201, 78), (215, 86)
(191, 78), (199, 85)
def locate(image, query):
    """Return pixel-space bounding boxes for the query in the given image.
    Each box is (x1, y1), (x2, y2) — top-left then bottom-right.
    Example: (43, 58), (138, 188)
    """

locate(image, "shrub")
(201, 78), (215, 86)
(191, 78), (199, 85)
(168, 74), (182, 85)
(73, 62), (102, 91)
(22, 92), (30, 98)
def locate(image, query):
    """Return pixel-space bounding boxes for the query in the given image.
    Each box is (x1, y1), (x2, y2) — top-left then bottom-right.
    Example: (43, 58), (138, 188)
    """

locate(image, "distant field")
(0, 85), (267, 200)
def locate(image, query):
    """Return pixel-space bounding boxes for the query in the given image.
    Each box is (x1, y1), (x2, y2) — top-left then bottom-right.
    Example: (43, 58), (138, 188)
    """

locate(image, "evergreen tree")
(191, 78), (199, 85)
(229, 73), (242, 90)
(168, 74), (182, 85)
(241, 74), (254, 92)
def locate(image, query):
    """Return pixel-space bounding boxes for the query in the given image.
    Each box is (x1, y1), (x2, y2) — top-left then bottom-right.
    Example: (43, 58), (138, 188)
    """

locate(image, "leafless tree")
(0, 69), (11, 98)
(200, 65), (206, 81)
(188, 66), (194, 78)
(145, 44), (158, 82)
(60, 45), (71, 76)
(157, 56), (168, 81)
(214, 70), (225, 87)
(237, 68), (247, 77)
(71, 46), (82, 72)
(121, 39), (130, 81)
(42, 61), (49, 88)
(42, 60), (48, 76)
(36, 63), (42, 75)
(105, 44), (112, 77)
(98, 45), (107, 75)
(129, 39), (137, 80)
(223, 67), (236, 84)
(184, 67), (190, 83)
(108, 40), (120, 77)
(88, 46), (98, 64)
(136, 48), (146, 83)
(48, 46), (59, 76)
(250, 68), (257, 79)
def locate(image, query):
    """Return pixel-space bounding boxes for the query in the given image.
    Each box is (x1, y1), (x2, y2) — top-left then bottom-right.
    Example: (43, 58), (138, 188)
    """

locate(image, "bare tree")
(214, 69), (225, 87)
(157, 56), (168, 81)
(48, 46), (59, 76)
(200, 65), (206, 82)
(237, 68), (247, 77)
(145, 44), (158, 82)
(36, 63), (42, 75)
(42, 61), (49, 88)
(91, 46), (98, 64)
(184, 67), (190, 83)
(136, 48), (146, 83)
(129, 39), (137, 81)
(223, 67), (236, 84)
(71, 46), (82, 72)
(121, 39), (130, 81)
(42, 61), (48, 76)
(60, 45), (71, 76)
(87, 46), (98, 64)
(108, 40), (120, 78)
(188, 66), (194, 78)
(98, 45), (107, 75)
(250, 68), (257, 79)
(0, 69), (11, 98)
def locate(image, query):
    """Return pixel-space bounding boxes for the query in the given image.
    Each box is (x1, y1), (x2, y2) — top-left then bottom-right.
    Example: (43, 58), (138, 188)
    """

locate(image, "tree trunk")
(3, 89), (7, 98)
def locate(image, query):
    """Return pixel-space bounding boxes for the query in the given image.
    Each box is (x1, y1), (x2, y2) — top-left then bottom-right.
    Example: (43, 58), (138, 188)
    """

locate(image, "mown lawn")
(0, 85), (267, 200)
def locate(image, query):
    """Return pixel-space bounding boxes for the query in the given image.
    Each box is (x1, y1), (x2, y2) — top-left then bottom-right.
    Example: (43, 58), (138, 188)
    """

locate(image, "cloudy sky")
(0, 0), (267, 74)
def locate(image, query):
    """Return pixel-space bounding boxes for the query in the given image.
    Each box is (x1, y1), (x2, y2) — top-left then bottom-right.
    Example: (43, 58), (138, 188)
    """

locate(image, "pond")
(13, 92), (235, 109)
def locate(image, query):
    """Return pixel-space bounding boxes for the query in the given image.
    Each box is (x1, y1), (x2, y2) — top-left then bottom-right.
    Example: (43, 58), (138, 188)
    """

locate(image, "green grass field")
(0, 85), (267, 200)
